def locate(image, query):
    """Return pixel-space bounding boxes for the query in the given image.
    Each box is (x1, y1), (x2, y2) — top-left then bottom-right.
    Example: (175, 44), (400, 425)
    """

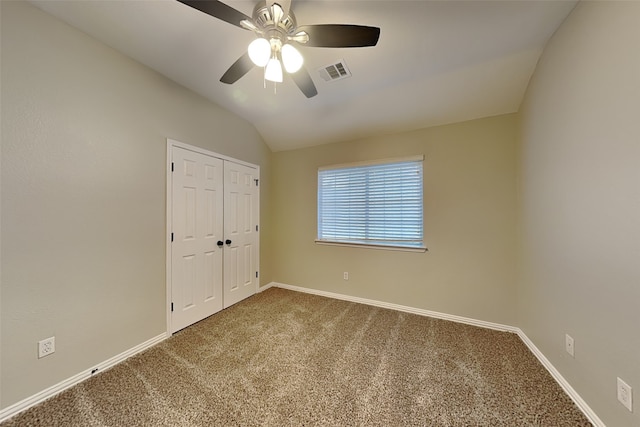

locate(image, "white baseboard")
(257, 282), (275, 293)
(267, 282), (605, 427)
(0, 333), (167, 423)
(269, 282), (518, 333)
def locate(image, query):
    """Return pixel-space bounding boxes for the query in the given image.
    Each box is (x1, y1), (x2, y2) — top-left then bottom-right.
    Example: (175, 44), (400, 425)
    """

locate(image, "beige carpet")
(3, 288), (591, 426)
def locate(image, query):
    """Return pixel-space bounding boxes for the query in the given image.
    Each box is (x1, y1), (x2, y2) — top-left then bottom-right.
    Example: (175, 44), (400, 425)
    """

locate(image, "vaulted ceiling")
(28, 0), (577, 152)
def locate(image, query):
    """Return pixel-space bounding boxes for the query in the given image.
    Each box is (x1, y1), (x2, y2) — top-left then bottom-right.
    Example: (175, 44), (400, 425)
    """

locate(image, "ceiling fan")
(177, 0), (381, 98)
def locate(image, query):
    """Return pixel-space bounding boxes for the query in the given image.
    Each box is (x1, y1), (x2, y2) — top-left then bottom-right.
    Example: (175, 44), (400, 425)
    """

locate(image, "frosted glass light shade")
(281, 44), (303, 73)
(265, 58), (283, 82)
(248, 38), (270, 67)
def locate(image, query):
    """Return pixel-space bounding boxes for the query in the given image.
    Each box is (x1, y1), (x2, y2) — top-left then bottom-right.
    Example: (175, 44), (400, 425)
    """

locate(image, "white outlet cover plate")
(617, 377), (633, 412)
(38, 337), (56, 358)
(565, 334), (574, 357)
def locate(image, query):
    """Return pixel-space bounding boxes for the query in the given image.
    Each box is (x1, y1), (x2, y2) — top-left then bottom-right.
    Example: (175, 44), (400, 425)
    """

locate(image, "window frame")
(316, 156), (427, 253)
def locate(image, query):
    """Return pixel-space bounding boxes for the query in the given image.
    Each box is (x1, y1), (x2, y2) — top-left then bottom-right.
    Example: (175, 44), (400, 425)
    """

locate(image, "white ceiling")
(28, 0), (577, 152)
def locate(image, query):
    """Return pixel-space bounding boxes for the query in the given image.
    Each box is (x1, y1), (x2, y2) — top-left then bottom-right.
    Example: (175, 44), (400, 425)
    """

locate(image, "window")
(317, 156), (426, 251)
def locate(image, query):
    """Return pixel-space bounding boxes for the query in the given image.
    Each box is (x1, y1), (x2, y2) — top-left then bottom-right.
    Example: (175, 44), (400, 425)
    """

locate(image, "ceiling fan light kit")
(178, 0), (380, 97)
(248, 35), (303, 82)
(244, 2), (299, 83)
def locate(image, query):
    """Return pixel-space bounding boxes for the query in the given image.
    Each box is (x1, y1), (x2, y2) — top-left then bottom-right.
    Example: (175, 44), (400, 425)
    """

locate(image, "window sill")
(315, 240), (428, 253)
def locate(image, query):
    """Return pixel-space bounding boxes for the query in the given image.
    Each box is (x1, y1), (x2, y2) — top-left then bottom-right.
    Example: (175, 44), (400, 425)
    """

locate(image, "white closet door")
(171, 146), (224, 333)
(223, 161), (259, 308)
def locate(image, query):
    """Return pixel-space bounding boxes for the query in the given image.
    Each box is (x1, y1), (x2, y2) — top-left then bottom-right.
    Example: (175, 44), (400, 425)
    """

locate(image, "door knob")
(225, 239), (232, 245)
(217, 241), (224, 246)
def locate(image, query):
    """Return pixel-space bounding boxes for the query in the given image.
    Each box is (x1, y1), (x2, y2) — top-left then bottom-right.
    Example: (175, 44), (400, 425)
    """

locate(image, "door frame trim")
(166, 139), (260, 335)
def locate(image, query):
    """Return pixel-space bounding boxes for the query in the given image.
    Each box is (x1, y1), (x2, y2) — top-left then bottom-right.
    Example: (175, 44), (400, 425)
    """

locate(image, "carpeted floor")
(2, 288), (591, 426)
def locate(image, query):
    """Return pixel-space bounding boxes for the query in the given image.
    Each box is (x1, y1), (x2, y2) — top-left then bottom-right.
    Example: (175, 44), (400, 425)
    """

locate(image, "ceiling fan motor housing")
(253, 1), (297, 40)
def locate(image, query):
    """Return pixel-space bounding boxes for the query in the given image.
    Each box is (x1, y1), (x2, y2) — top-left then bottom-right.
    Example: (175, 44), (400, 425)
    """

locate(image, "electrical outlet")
(38, 336), (55, 358)
(343, 272), (349, 280)
(617, 377), (633, 412)
(565, 334), (574, 357)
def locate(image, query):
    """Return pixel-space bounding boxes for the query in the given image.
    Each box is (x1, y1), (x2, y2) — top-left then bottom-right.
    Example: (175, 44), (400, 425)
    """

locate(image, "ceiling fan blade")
(220, 53), (254, 84)
(290, 68), (318, 98)
(296, 24), (380, 48)
(178, 0), (252, 29)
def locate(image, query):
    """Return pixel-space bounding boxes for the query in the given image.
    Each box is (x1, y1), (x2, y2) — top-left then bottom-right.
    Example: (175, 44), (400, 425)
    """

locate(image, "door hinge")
(171, 302), (174, 312)
(254, 179), (259, 186)
(256, 225), (259, 232)
(171, 162), (174, 172)
(256, 271), (259, 278)
(171, 232), (174, 242)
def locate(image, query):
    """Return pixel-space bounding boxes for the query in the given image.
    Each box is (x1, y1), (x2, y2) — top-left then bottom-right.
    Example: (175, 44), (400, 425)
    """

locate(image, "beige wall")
(518, 1), (640, 426)
(0, 1), (272, 409)
(4, 0), (638, 424)
(272, 114), (518, 326)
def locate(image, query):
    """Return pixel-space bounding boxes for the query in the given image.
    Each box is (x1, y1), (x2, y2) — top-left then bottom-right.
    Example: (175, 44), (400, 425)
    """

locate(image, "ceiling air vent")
(318, 60), (352, 82)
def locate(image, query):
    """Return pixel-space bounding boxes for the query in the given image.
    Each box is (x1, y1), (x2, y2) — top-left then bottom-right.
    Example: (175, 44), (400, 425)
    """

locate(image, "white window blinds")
(317, 157), (424, 249)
